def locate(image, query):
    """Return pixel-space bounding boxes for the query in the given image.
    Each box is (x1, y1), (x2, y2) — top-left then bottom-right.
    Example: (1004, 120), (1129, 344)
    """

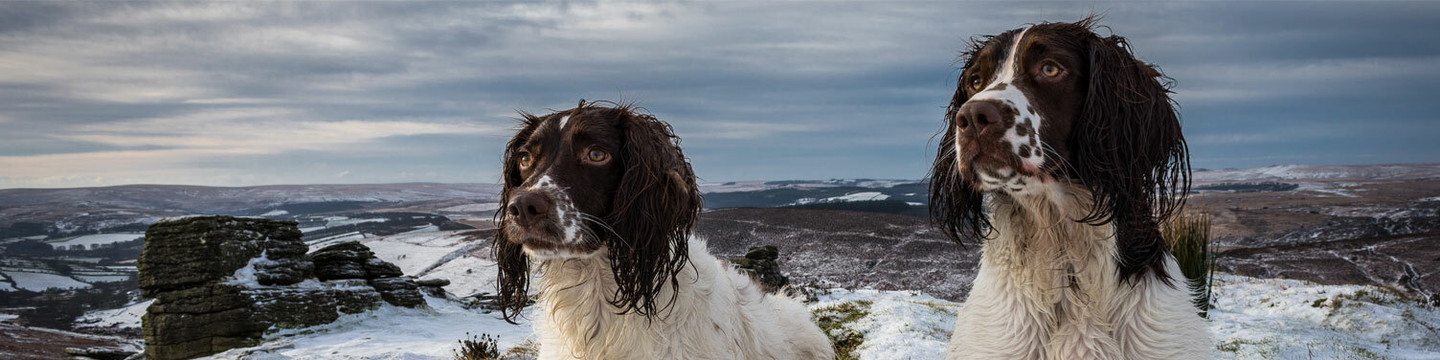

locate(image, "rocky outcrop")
(730, 245), (790, 292)
(137, 217), (309, 294)
(309, 241), (404, 280)
(139, 217), (427, 360)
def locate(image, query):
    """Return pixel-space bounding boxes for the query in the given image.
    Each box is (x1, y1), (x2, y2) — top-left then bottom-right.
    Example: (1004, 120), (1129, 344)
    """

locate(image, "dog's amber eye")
(1041, 63), (1062, 78)
(517, 152), (532, 167)
(969, 76), (983, 91)
(585, 148), (609, 163)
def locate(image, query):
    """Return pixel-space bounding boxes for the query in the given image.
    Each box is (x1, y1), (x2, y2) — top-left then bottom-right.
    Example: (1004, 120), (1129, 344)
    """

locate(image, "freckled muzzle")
(504, 184), (597, 258)
(954, 95), (1046, 193)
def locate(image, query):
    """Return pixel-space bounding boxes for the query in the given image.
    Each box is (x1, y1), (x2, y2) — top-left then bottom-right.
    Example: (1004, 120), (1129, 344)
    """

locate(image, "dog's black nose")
(507, 192), (552, 226)
(956, 101), (1004, 134)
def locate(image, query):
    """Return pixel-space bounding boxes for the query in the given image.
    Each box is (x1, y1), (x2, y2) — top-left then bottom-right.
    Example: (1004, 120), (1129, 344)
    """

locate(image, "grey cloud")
(0, 1), (1436, 187)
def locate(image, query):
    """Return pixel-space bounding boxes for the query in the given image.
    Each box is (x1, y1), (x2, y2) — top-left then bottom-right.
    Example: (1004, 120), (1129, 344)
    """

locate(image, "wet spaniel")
(492, 101), (833, 360)
(931, 19), (1211, 359)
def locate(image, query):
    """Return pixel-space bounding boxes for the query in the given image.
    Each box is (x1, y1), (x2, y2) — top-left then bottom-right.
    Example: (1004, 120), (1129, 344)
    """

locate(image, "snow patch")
(225, 250), (270, 287)
(260, 210), (290, 217)
(201, 296), (533, 360)
(438, 203), (501, 213)
(47, 233), (144, 249)
(1209, 273), (1440, 359)
(76, 299), (153, 330)
(812, 289), (959, 360)
(794, 192), (892, 205)
(325, 217), (388, 227)
(0, 271), (92, 291)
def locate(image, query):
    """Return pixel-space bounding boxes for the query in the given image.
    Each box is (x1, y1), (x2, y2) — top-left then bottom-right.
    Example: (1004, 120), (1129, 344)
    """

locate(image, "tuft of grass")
(1164, 209), (1216, 318)
(501, 340), (539, 360)
(452, 332), (500, 360)
(812, 300), (872, 360)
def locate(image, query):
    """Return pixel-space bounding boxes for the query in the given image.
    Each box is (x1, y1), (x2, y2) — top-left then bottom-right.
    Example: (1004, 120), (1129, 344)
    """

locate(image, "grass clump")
(452, 332), (500, 360)
(1163, 209), (1216, 318)
(813, 300), (872, 360)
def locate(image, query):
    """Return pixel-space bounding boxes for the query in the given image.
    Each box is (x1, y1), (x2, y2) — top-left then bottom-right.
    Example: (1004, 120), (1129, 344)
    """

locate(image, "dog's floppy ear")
(930, 80), (990, 246)
(1071, 27), (1191, 286)
(493, 113), (543, 324)
(604, 106), (701, 317)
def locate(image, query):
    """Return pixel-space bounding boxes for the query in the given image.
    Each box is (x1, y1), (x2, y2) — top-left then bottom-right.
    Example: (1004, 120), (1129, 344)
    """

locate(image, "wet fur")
(491, 101), (833, 360)
(932, 19), (1210, 359)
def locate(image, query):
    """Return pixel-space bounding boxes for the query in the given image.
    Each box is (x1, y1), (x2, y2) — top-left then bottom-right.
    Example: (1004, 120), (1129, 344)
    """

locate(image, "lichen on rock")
(139, 217), (427, 360)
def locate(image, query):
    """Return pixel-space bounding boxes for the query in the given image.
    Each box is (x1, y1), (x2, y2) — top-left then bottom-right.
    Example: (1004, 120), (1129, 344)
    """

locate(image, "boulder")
(254, 258), (314, 286)
(370, 277), (425, 308)
(139, 217), (423, 360)
(731, 245), (789, 292)
(64, 347), (136, 360)
(415, 278), (450, 287)
(309, 241), (373, 280)
(138, 217), (309, 296)
(415, 278), (450, 298)
(363, 257), (403, 279)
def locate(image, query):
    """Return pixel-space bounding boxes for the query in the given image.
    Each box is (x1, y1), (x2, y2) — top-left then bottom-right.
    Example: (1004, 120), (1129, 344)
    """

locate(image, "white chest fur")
(531, 238), (834, 360)
(946, 185), (1211, 360)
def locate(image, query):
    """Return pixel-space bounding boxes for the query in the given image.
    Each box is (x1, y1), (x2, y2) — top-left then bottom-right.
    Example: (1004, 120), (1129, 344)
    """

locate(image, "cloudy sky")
(1, 1), (1437, 189)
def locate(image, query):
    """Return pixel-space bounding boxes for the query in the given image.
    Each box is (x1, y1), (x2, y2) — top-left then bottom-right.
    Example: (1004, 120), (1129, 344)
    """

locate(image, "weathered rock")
(731, 245), (789, 292)
(415, 278), (451, 287)
(415, 278), (450, 297)
(363, 257), (404, 279)
(138, 216), (307, 296)
(65, 346), (137, 360)
(139, 217), (415, 360)
(745, 244), (780, 261)
(142, 284), (267, 360)
(370, 277), (426, 308)
(310, 241), (375, 280)
(255, 258), (313, 286)
(246, 280), (384, 327)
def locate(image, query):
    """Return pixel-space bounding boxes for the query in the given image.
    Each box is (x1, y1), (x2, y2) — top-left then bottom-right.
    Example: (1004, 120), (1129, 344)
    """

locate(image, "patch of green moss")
(813, 300), (872, 360)
(1348, 346), (1385, 359)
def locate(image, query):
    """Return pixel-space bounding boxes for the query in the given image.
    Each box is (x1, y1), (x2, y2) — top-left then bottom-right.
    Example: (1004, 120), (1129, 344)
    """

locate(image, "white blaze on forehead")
(992, 26), (1030, 87)
(558, 115), (570, 129)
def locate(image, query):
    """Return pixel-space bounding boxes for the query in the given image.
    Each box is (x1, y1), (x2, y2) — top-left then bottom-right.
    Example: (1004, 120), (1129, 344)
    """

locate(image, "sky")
(1, 1), (1438, 189)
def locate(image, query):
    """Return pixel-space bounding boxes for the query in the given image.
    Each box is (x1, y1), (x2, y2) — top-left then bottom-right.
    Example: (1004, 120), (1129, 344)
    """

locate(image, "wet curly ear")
(603, 105), (701, 318)
(493, 113), (544, 324)
(1070, 23), (1190, 286)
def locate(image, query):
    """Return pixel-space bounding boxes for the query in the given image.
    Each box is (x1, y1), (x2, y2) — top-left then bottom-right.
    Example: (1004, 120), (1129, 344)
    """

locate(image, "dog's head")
(493, 100), (701, 322)
(929, 18), (1190, 283)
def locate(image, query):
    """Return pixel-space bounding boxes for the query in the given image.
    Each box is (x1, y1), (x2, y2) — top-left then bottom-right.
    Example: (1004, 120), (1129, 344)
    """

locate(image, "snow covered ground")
(1, 270), (92, 291)
(75, 299), (151, 330)
(200, 295), (533, 360)
(1209, 274), (1440, 359)
(794, 191), (892, 205)
(46, 233), (144, 249)
(157, 272), (1440, 359)
(1194, 164), (1440, 183)
(699, 179), (917, 194)
(438, 203), (502, 213)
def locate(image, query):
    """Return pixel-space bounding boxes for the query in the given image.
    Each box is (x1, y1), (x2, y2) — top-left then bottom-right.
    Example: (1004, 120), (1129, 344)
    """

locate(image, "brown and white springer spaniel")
(931, 19), (1211, 359)
(493, 100), (833, 360)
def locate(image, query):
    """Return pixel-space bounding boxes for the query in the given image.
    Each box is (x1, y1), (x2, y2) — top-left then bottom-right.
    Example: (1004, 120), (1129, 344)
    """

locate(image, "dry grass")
(1164, 209), (1216, 317)
(452, 332), (500, 360)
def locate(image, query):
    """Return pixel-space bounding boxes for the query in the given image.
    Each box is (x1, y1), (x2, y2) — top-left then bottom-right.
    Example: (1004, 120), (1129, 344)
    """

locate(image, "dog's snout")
(956, 101), (1004, 134)
(507, 192), (552, 226)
